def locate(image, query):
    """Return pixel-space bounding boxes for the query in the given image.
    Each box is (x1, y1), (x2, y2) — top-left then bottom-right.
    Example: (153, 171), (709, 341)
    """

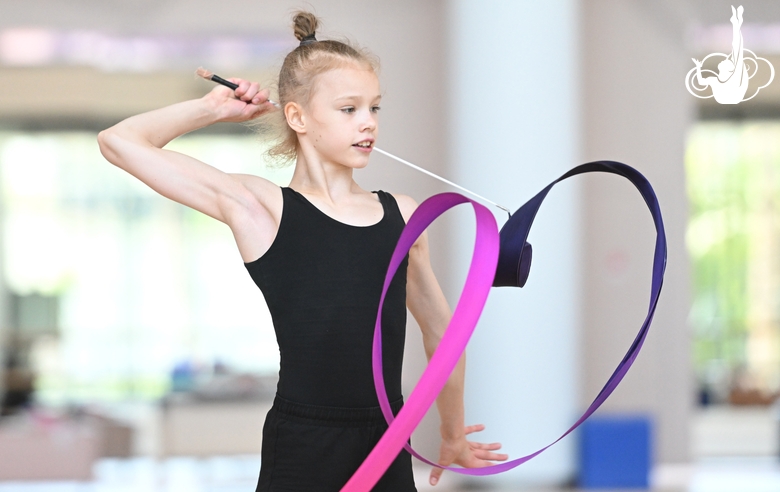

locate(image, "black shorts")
(256, 395), (417, 492)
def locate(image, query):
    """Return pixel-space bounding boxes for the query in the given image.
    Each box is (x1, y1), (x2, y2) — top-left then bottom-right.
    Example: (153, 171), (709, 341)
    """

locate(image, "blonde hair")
(253, 11), (379, 166)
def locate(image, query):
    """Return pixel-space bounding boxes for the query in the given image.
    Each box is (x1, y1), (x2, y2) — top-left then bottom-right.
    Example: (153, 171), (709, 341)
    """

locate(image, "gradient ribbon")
(342, 161), (667, 491)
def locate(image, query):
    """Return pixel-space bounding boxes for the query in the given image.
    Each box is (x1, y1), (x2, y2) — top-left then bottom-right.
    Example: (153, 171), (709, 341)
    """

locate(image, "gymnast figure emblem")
(685, 5), (774, 104)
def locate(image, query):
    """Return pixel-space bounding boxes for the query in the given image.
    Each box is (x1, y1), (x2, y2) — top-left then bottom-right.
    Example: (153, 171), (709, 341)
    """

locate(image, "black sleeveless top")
(244, 187), (409, 408)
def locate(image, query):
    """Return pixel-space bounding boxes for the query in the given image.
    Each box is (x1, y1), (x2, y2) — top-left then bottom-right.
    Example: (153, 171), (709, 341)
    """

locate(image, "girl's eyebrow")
(334, 94), (383, 102)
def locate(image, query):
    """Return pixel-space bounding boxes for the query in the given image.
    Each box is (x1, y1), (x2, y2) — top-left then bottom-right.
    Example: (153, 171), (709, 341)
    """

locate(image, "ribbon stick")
(343, 160), (667, 491)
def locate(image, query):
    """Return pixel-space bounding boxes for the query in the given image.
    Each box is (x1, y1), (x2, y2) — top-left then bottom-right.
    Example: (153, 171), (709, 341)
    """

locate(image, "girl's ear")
(285, 102), (307, 134)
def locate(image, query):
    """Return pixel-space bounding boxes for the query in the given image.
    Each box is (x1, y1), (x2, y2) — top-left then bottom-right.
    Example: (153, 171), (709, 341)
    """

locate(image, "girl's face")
(302, 65), (381, 169)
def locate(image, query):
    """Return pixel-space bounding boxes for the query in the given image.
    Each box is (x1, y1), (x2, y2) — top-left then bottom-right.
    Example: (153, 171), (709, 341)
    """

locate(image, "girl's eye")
(341, 107), (356, 114)
(371, 106), (381, 113)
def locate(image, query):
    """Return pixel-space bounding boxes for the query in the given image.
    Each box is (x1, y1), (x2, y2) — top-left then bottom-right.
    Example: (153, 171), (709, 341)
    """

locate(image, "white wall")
(447, 0), (581, 485)
(581, 0), (694, 464)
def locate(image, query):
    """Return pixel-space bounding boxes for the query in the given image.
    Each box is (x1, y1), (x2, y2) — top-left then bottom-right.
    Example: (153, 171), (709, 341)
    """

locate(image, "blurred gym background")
(0, 0), (779, 490)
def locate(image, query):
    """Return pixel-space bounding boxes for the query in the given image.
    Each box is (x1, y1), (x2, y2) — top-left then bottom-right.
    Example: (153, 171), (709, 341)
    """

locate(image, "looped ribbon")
(341, 161), (667, 491)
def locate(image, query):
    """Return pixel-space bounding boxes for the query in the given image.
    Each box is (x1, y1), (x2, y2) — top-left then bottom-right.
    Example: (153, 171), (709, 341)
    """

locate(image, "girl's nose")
(360, 112), (377, 132)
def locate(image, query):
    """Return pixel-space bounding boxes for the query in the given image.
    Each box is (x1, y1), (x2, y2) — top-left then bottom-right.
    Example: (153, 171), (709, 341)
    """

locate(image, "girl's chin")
(318, 152), (371, 170)
(339, 156), (371, 169)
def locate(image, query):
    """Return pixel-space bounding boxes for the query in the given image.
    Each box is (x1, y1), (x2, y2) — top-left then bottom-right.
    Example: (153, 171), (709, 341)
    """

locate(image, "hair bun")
(292, 11), (319, 42)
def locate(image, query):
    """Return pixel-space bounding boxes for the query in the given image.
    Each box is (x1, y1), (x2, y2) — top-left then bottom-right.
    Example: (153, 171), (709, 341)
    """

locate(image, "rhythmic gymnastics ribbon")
(341, 160), (667, 491)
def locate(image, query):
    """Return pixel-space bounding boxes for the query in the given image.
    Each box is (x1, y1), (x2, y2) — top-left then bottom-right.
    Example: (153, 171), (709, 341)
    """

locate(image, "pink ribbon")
(342, 161), (666, 491)
(341, 193), (499, 491)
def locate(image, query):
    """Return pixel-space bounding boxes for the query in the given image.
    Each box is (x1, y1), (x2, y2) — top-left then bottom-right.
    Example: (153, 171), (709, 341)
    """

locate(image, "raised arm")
(394, 194), (507, 486)
(98, 80), (281, 261)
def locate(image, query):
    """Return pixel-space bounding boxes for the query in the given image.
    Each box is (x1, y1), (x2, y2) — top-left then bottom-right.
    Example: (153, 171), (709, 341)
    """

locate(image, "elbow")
(97, 128), (112, 157)
(97, 128), (121, 167)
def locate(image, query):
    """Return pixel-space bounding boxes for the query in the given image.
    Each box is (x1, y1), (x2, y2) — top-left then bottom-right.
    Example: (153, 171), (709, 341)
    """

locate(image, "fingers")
(469, 441), (502, 451)
(244, 101), (275, 120)
(430, 425), (509, 485)
(472, 449), (509, 462)
(463, 426), (509, 463)
(463, 423), (485, 435)
(468, 440), (508, 462)
(254, 88), (271, 105)
(429, 466), (444, 486)
(231, 79), (253, 102)
(231, 79), (269, 105)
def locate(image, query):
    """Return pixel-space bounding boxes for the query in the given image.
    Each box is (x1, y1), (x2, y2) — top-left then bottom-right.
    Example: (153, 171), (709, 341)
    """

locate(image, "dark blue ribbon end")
(493, 240), (533, 288)
(516, 242), (532, 287)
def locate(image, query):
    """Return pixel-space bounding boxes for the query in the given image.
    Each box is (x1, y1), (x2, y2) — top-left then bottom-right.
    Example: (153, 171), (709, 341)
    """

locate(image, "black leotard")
(244, 187), (416, 491)
(244, 187), (409, 408)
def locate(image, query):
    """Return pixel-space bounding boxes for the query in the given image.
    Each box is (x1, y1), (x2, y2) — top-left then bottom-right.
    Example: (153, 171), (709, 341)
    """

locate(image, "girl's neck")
(288, 151), (359, 204)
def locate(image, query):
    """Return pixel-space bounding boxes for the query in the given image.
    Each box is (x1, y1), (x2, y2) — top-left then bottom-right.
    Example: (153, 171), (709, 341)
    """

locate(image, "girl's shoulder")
(386, 193), (418, 223)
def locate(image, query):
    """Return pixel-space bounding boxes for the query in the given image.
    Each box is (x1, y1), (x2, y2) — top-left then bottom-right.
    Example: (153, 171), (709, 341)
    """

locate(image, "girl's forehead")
(314, 67), (381, 97)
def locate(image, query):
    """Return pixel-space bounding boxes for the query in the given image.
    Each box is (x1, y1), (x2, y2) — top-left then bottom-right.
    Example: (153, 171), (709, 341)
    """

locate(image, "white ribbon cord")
(372, 147), (512, 216)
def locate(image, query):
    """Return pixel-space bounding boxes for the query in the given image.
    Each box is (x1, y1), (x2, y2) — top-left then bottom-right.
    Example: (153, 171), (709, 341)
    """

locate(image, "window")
(0, 131), (293, 402)
(686, 121), (780, 402)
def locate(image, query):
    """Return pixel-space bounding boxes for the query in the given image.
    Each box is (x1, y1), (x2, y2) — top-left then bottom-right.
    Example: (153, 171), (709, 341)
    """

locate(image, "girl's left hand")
(429, 424), (508, 486)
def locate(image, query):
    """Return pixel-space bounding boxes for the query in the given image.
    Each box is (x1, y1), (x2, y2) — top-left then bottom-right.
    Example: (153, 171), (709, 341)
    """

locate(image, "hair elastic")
(300, 34), (317, 46)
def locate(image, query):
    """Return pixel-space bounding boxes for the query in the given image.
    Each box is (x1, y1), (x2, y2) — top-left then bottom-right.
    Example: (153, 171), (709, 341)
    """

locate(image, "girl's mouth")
(353, 141), (374, 151)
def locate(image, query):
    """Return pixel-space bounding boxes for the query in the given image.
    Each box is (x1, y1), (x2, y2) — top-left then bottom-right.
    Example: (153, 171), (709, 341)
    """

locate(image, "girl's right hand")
(204, 78), (276, 123)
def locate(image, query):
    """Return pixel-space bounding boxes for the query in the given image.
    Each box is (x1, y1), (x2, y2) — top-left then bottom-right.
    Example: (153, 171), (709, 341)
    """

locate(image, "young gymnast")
(98, 11), (506, 491)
